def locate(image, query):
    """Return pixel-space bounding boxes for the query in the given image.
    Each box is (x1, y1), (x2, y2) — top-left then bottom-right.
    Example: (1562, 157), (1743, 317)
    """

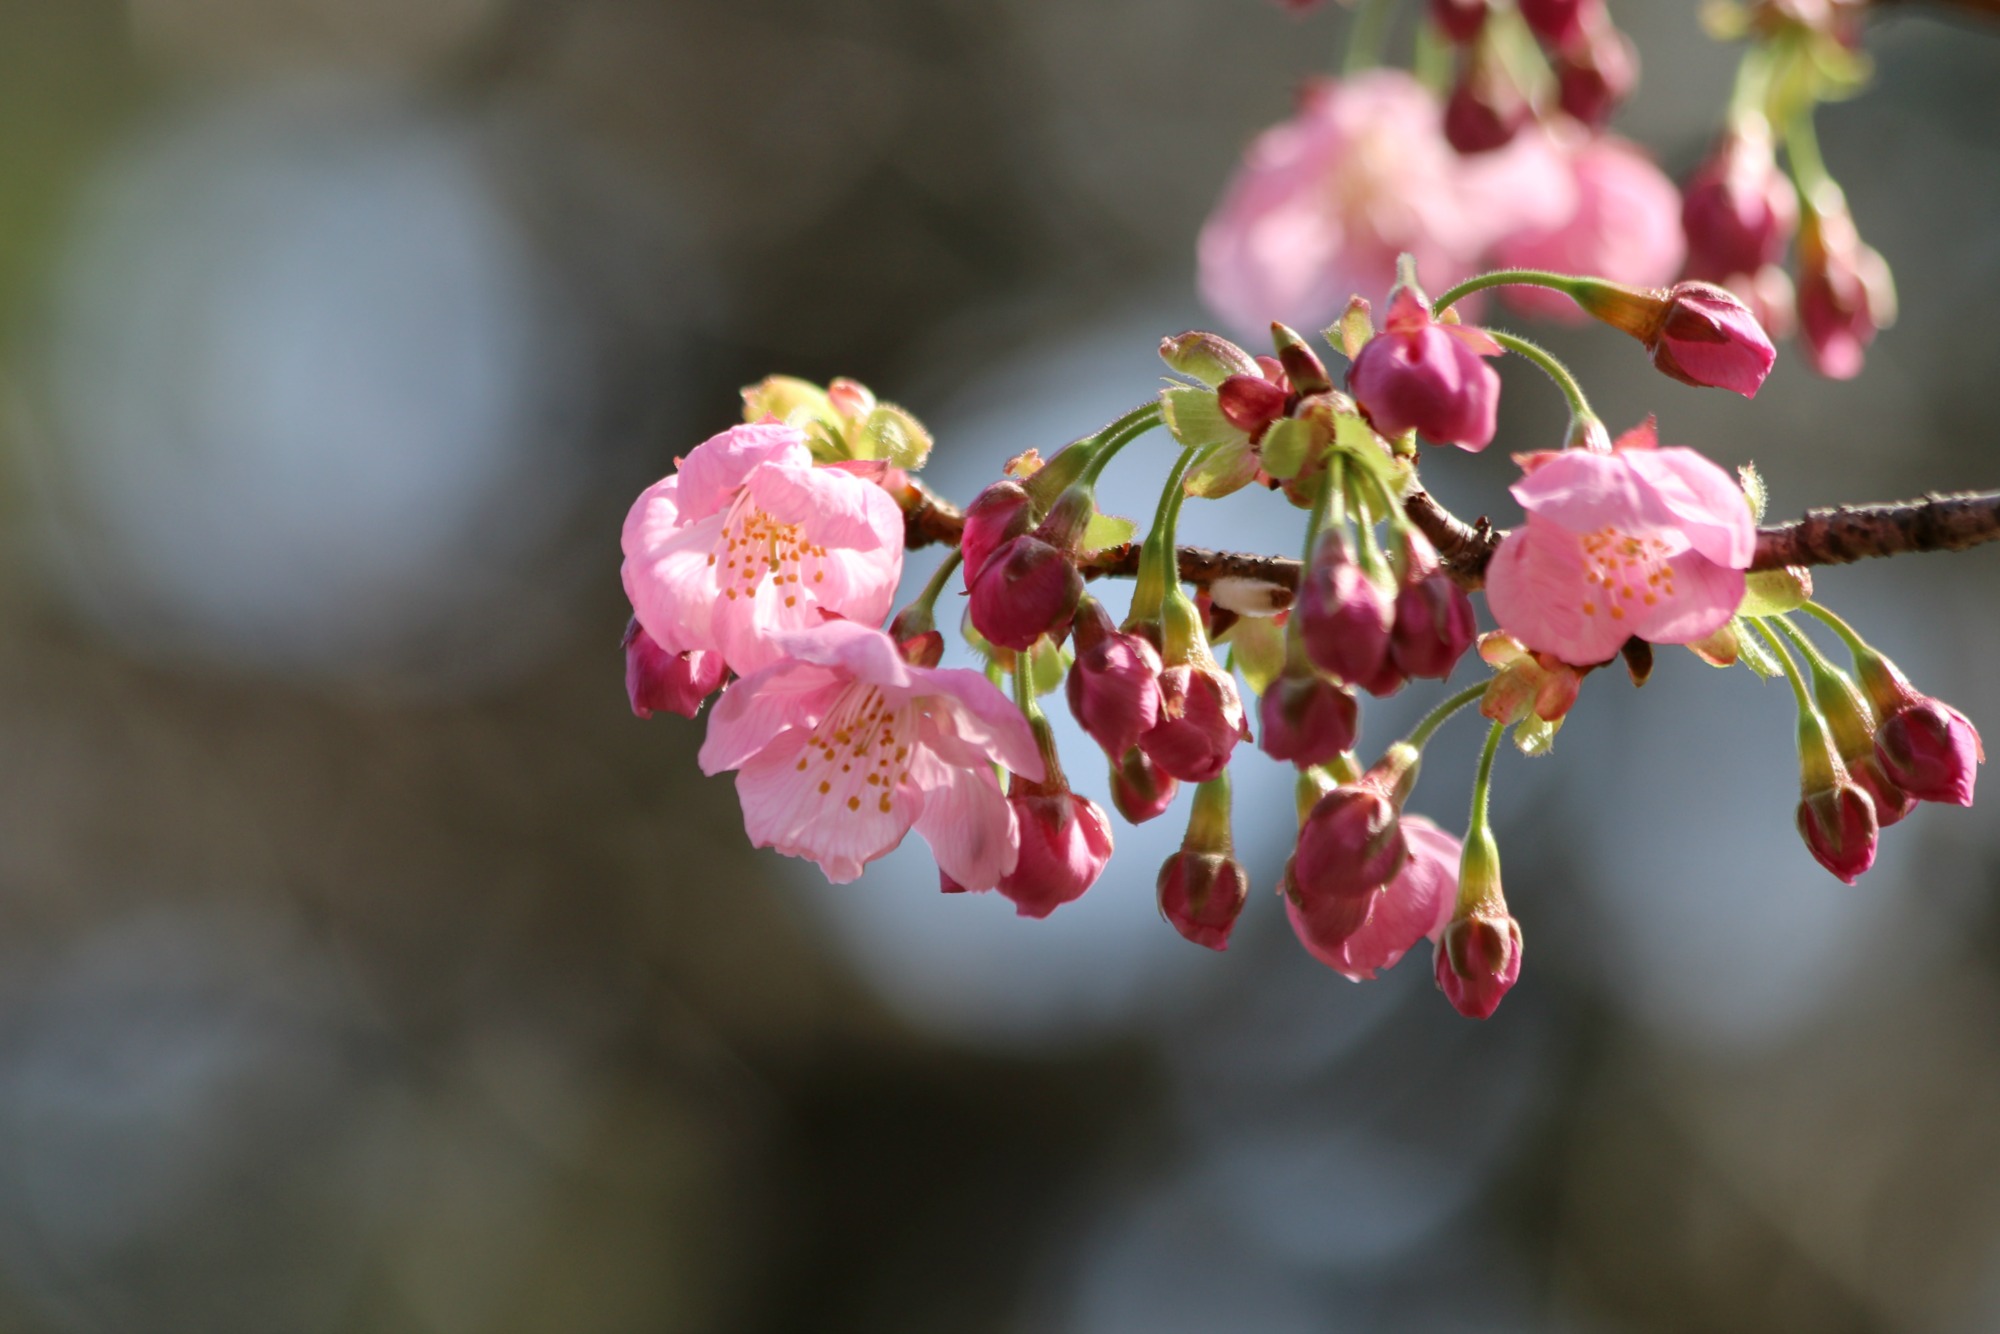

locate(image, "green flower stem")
(1750, 617), (1814, 716)
(1771, 614), (1842, 683)
(1077, 402), (1164, 488)
(1406, 683), (1490, 752)
(1185, 770), (1235, 854)
(1024, 402), (1161, 511)
(1341, 0), (1398, 77)
(1467, 718), (1506, 841)
(1430, 268), (1585, 316)
(1751, 618), (1841, 790)
(1783, 105), (1834, 201)
(1127, 443), (1205, 629)
(905, 548), (963, 623)
(1728, 44), (1774, 125)
(1799, 601), (1869, 657)
(1484, 329), (1598, 436)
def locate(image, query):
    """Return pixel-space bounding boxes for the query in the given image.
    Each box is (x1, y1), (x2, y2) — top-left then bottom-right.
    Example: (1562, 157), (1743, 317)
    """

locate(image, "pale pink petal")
(1328, 816), (1461, 980)
(674, 423), (811, 523)
(1493, 135), (1683, 324)
(1628, 553), (1745, 645)
(765, 619), (915, 691)
(913, 667), (1045, 780)
(746, 461), (902, 552)
(801, 542), (903, 635)
(909, 750), (1020, 892)
(622, 508), (724, 656)
(697, 661), (841, 774)
(1510, 451), (1680, 542)
(1624, 447), (1756, 570)
(1453, 123), (1579, 255)
(734, 733), (920, 883)
(1610, 418), (1658, 452)
(1484, 521), (1632, 664)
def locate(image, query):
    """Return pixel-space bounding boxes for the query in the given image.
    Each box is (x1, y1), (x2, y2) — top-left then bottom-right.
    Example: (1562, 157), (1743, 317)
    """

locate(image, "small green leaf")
(1514, 714), (1563, 757)
(1258, 417), (1319, 480)
(1331, 295), (1373, 360)
(1079, 512), (1136, 553)
(1738, 462), (1767, 523)
(1030, 639), (1072, 697)
(1159, 386), (1244, 450)
(860, 403), (933, 470)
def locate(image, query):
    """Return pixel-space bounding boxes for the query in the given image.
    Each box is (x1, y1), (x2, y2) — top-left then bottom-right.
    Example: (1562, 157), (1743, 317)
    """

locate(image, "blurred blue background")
(0, 1), (1991, 1330)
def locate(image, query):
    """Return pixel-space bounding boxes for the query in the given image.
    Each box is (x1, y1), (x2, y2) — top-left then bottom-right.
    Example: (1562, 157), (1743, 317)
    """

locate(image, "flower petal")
(622, 507), (724, 656)
(746, 461), (902, 552)
(697, 661), (841, 774)
(733, 725), (919, 883)
(1629, 552), (1745, 645)
(674, 423), (811, 523)
(910, 750), (1020, 892)
(1624, 446), (1756, 570)
(913, 666), (1045, 780)
(1484, 520), (1632, 665)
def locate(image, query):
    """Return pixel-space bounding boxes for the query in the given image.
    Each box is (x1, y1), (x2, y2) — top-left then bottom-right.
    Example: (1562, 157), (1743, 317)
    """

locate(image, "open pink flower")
(1484, 421), (1754, 665)
(622, 422), (904, 677)
(1493, 133), (1684, 323)
(697, 619), (1041, 888)
(1198, 71), (1572, 335)
(1288, 816), (1460, 982)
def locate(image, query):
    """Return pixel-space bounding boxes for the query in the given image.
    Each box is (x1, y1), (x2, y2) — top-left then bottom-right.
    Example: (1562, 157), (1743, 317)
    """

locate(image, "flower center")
(792, 685), (918, 815)
(710, 492), (829, 607)
(1578, 526), (1677, 623)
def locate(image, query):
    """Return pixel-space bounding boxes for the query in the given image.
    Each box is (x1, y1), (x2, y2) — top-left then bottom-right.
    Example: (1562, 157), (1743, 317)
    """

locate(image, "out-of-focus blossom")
(1198, 70), (1571, 335)
(1484, 421), (1753, 665)
(698, 619), (1039, 887)
(1493, 133), (1684, 324)
(1288, 815), (1460, 980)
(1682, 118), (1797, 284)
(623, 423), (904, 677)
(1796, 191), (1895, 380)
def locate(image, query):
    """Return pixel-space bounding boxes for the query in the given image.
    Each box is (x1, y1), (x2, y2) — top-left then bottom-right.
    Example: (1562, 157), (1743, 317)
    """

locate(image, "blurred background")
(0, 1), (1991, 1330)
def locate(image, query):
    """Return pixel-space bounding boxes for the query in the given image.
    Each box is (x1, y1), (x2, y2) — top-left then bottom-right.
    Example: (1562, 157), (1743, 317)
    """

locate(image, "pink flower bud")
(1291, 779), (1408, 915)
(1158, 852), (1251, 951)
(1518, 0), (1595, 46)
(1139, 664), (1248, 783)
(1111, 745), (1179, 824)
(623, 620), (726, 719)
(1216, 373), (1289, 437)
(1270, 323), (1332, 395)
(1067, 600), (1164, 759)
(1796, 778), (1878, 884)
(1430, 0), (1489, 43)
(959, 481), (1034, 583)
(1346, 286), (1502, 451)
(1356, 654), (1410, 699)
(897, 630), (945, 669)
(1646, 281), (1776, 398)
(1434, 910), (1523, 1019)
(1846, 753), (1917, 828)
(1682, 122), (1796, 282)
(1289, 816), (1460, 980)
(999, 791), (1114, 918)
(1258, 671), (1359, 768)
(1295, 530), (1396, 686)
(1876, 698), (1983, 807)
(1797, 199), (1895, 381)
(1554, 22), (1636, 128)
(968, 536), (1084, 651)
(1444, 54), (1529, 155)
(1390, 546), (1477, 680)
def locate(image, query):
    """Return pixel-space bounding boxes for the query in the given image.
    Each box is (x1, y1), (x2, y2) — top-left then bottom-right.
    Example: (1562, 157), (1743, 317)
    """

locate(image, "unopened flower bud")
(1877, 697), (1983, 807)
(1444, 48), (1530, 154)
(1682, 118), (1796, 282)
(1433, 826), (1522, 1019)
(1347, 280), (1503, 451)
(959, 481), (1034, 583)
(1110, 745), (1179, 824)
(1217, 373), (1289, 437)
(1390, 533), (1477, 679)
(1518, 0), (1595, 47)
(968, 535), (1084, 651)
(1139, 663), (1249, 783)
(1159, 853), (1250, 951)
(1296, 529), (1396, 686)
(1796, 776), (1878, 884)
(1797, 193), (1895, 381)
(1258, 669), (1359, 768)
(1269, 323), (1333, 395)
(1554, 20), (1637, 129)
(1806, 654), (1916, 827)
(1290, 746), (1420, 919)
(623, 621), (727, 719)
(1067, 598), (1165, 760)
(999, 790), (1115, 918)
(1647, 281), (1776, 397)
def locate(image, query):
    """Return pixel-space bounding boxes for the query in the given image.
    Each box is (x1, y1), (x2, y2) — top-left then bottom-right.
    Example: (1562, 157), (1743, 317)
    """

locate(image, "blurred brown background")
(0, 1), (1992, 1331)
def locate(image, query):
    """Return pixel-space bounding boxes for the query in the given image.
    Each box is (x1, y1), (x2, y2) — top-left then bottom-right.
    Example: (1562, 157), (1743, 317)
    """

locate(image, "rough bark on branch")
(893, 477), (2000, 594)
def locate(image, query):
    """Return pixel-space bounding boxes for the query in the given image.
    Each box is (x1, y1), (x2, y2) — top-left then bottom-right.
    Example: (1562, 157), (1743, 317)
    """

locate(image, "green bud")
(1159, 331), (1260, 387)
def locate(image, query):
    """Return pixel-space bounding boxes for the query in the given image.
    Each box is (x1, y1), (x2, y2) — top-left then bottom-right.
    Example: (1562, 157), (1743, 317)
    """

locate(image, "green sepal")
(858, 403), (933, 470)
(1331, 295), (1373, 360)
(1258, 417), (1320, 481)
(1738, 462), (1767, 523)
(1159, 385), (1245, 451)
(1733, 616), (1783, 679)
(1224, 615), (1287, 698)
(1739, 567), (1813, 618)
(1514, 713), (1563, 757)
(1030, 639), (1072, 697)
(1183, 438), (1262, 500)
(1079, 512), (1136, 553)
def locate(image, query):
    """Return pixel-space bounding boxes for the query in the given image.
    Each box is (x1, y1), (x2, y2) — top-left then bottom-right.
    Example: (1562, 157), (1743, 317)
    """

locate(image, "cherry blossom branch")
(892, 475), (2000, 596)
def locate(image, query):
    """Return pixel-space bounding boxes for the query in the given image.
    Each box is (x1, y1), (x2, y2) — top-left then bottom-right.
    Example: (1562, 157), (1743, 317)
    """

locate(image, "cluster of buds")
(1430, 0), (1637, 154)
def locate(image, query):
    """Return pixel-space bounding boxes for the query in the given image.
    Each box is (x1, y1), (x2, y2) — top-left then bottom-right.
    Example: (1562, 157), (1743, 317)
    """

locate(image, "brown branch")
(1872, 0), (2000, 19)
(892, 475), (2000, 593)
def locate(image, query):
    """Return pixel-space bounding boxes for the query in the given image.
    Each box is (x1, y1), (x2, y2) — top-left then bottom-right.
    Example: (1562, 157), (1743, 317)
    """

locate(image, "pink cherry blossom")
(622, 422), (904, 678)
(697, 618), (1041, 888)
(1347, 283), (1504, 451)
(1288, 816), (1461, 981)
(624, 620), (726, 719)
(1483, 421), (1754, 665)
(1493, 133), (1684, 324)
(1198, 70), (1573, 335)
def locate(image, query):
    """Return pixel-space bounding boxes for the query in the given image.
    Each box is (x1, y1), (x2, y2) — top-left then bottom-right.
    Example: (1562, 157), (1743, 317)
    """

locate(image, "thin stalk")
(906, 549), (963, 621)
(1431, 268), (1584, 316)
(1750, 617), (1815, 717)
(1800, 601), (1869, 657)
(1078, 403), (1163, 488)
(1485, 329), (1600, 440)
(1468, 719), (1506, 837)
(1407, 683), (1490, 751)
(1127, 443), (1205, 628)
